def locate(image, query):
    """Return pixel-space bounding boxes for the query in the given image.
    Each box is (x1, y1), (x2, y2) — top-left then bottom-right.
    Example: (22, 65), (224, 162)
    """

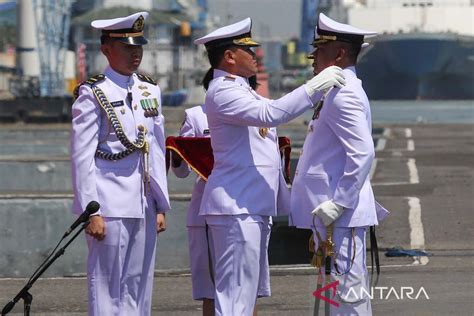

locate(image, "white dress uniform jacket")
(71, 66), (170, 217)
(290, 66), (388, 228)
(200, 69), (319, 217)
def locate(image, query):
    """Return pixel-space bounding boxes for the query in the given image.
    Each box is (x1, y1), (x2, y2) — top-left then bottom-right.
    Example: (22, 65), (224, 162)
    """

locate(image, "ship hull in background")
(357, 33), (474, 100)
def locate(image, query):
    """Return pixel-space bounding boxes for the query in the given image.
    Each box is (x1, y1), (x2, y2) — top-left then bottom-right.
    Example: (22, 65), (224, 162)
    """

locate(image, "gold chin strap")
(319, 35), (337, 41)
(108, 31), (144, 38)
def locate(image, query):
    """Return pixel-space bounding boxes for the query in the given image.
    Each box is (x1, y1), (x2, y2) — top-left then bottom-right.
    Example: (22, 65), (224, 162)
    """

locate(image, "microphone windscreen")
(85, 201), (100, 215)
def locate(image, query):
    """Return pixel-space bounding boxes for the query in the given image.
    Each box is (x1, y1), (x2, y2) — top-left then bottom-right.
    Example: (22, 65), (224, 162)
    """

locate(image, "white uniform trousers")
(205, 214), (271, 316)
(86, 205), (157, 316)
(187, 226), (215, 300)
(188, 220), (271, 301)
(312, 226), (371, 316)
(257, 218), (272, 298)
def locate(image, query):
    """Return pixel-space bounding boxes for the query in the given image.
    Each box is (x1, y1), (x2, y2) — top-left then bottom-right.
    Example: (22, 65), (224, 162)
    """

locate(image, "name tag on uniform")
(203, 129), (210, 135)
(111, 100), (125, 107)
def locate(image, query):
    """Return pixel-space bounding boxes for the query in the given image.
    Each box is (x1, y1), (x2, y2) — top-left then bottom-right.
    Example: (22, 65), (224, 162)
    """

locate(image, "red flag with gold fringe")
(166, 136), (292, 182)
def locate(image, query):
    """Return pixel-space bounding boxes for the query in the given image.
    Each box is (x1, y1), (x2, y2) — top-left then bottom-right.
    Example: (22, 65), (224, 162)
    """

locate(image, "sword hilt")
(326, 224), (334, 256)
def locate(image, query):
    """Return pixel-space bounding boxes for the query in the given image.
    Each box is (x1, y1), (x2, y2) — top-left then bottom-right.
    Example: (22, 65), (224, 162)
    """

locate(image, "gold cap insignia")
(133, 15), (145, 32)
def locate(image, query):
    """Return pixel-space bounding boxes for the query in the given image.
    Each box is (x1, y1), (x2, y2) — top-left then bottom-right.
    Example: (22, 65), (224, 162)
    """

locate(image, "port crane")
(14, 0), (72, 98)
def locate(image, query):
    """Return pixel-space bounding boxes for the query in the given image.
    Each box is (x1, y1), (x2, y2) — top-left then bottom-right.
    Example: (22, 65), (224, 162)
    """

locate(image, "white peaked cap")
(194, 17), (259, 50)
(91, 12), (149, 45)
(314, 13), (377, 48)
(91, 11), (149, 30)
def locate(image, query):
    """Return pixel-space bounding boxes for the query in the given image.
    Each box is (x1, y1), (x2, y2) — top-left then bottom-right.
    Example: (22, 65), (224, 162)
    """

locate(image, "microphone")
(63, 201), (100, 238)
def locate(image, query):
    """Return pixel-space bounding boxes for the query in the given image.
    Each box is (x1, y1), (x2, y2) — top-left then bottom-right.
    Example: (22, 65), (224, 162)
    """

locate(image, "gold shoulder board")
(73, 74), (105, 99)
(137, 73), (157, 86)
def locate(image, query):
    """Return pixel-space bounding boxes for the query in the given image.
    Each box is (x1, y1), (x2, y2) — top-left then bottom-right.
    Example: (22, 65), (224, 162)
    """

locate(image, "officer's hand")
(156, 213), (166, 233)
(304, 66), (346, 96)
(311, 200), (344, 226)
(171, 152), (183, 168)
(86, 215), (106, 241)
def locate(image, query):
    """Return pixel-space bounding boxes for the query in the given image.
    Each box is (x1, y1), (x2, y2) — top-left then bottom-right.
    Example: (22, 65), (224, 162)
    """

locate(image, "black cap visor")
(114, 36), (148, 46)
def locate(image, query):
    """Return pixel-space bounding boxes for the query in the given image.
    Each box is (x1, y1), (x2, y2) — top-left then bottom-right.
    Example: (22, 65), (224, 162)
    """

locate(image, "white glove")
(304, 66), (346, 96)
(311, 200), (344, 226)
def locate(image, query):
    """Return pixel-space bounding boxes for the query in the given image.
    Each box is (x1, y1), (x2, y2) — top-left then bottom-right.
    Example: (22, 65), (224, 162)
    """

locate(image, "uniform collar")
(213, 69), (249, 87)
(104, 66), (132, 88)
(343, 66), (357, 79)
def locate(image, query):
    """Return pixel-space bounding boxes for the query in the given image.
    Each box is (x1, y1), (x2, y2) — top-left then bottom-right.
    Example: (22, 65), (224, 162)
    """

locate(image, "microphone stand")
(1, 221), (89, 316)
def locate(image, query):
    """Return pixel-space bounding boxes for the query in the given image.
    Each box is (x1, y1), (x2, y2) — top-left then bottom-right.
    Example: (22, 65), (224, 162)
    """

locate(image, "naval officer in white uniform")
(194, 18), (346, 316)
(171, 83), (274, 315)
(171, 104), (216, 315)
(290, 13), (389, 315)
(71, 12), (170, 315)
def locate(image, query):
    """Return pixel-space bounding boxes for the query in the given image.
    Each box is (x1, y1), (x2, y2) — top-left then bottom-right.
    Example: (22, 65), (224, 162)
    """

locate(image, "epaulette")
(73, 74), (105, 99)
(137, 73), (157, 85)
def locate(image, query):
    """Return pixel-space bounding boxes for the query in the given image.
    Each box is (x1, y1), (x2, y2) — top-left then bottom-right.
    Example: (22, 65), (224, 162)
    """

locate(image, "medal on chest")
(140, 98), (159, 117)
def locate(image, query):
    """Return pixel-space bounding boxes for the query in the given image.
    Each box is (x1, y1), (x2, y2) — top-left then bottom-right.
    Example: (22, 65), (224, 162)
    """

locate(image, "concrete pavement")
(1, 123), (473, 315)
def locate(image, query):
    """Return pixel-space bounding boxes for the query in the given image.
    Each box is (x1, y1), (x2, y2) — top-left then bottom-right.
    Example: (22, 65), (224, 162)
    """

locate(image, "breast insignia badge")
(259, 127), (268, 138)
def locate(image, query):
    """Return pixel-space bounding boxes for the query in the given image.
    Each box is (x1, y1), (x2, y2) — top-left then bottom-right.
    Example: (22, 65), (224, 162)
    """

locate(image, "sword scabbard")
(325, 224), (335, 277)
